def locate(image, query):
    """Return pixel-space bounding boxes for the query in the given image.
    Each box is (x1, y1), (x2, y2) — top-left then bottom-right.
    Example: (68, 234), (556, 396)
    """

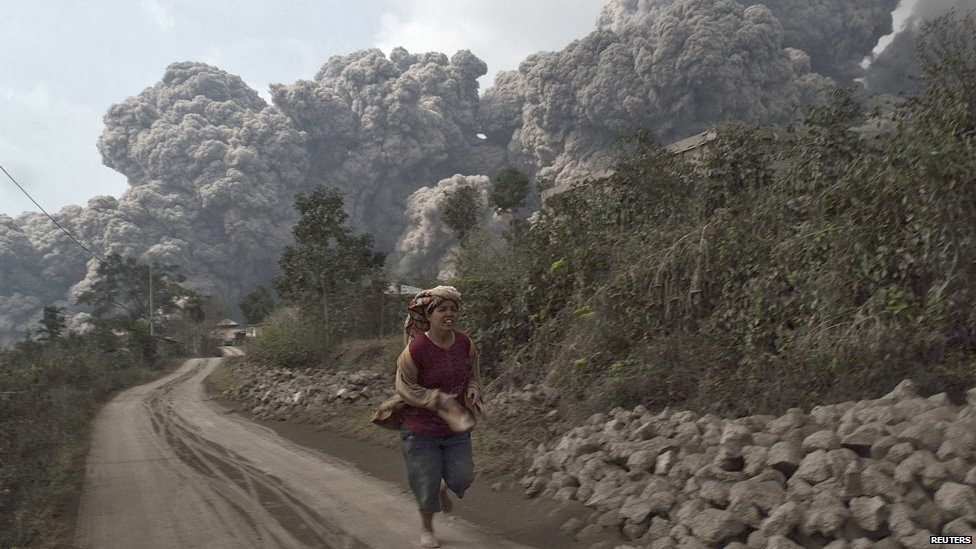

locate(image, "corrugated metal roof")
(386, 283), (422, 296)
(665, 129), (718, 154)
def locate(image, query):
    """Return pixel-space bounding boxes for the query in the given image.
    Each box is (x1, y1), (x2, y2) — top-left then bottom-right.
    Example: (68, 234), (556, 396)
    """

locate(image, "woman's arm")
(394, 346), (442, 411)
(465, 342), (485, 416)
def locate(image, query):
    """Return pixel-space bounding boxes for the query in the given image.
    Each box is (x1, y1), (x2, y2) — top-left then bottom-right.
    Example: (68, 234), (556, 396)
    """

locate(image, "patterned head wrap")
(403, 285), (462, 342)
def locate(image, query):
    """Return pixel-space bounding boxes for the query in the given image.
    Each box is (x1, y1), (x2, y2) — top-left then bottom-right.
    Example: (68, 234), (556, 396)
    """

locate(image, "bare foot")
(439, 482), (453, 514)
(420, 529), (440, 548)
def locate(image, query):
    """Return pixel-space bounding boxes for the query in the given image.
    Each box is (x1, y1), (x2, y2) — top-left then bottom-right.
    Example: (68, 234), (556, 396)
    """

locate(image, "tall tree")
(273, 187), (385, 337)
(76, 254), (201, 362)
(239, 286), (275, 325)
(442, 185), (483, 243)
(489, 166), (530, 213)
(76, 254), (190, 323)
(37, 306), (66, 340)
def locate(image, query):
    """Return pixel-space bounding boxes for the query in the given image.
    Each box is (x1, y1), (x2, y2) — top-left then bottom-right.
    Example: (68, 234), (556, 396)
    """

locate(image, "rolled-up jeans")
(400, 427), (475, 514)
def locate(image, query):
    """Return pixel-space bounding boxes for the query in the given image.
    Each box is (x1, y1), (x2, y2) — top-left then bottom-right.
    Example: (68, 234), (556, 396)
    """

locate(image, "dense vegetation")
(0, 336), (168, 548)
(453, 13), (976, 417)
(246, 14), (976, 419)
(0, 257), (211, 548)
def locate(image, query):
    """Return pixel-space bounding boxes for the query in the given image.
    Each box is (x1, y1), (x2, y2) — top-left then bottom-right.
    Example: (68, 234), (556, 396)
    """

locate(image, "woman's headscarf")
(403, 285), (462, 342)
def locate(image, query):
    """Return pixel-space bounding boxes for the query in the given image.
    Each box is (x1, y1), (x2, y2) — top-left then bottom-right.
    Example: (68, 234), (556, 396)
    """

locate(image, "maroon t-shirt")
(400, 331), (472, 437)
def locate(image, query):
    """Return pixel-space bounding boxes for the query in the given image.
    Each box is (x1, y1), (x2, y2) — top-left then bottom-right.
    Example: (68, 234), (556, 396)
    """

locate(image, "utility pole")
(149, 265), (154, 337)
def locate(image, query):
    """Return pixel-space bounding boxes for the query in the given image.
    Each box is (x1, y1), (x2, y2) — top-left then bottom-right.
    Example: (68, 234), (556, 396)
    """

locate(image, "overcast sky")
(0, 0), (606, 217)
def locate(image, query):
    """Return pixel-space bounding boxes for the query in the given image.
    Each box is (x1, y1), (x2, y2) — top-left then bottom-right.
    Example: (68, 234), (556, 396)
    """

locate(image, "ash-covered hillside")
(0, 0), (959, 346)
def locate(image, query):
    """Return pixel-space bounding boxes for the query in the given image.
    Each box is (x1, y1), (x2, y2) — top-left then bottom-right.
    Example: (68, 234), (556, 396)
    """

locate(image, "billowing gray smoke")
(862, 0), (976, 96)
(395, 174), (506, 279)
(0, 0), (934, 345)
(482, 0), (845, 193)
(1, 62), (312, 344)
(91, 62), (310, 305)
(739, 0), (901, 83)
(268, 47), (491, 252)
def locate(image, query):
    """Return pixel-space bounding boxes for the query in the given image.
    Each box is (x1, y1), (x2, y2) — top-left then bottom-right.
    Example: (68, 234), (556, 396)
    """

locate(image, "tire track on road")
(145, 361), (367, 549)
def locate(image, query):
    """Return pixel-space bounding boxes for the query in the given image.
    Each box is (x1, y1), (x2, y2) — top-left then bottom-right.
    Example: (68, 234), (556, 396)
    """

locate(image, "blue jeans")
(400, 427), (474, 514)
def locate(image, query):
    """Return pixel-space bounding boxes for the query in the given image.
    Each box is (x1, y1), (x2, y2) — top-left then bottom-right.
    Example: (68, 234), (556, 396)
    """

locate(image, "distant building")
(664, 128), (719, 160)
(542, 127), (792, 200)
(244, 323), (266, 339)
(385, 283), (422, 297)
(209, 318), (245, 346)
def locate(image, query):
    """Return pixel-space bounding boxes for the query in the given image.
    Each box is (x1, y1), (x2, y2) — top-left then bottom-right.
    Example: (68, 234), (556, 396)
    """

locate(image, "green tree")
(442, 186), (483, 243)
(489, 166), (530, 213)
(37, 306), (66, 340)
(239, 285), (275, 324)
(273, 187), (386, 339)
(76, 254), (198, 363)
(76, 254), (190, 323)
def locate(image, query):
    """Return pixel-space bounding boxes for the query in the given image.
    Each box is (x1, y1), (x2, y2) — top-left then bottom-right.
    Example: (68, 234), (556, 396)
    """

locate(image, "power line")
(1, 162), (175, 332)
(0, 161), (105, 263)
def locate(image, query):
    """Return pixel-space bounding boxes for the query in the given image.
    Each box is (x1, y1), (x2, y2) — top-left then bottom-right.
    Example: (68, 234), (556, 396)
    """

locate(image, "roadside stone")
(938, 438), (971, 461)
(869, 435), (898, 460)
(730, 477), (786, 513)
(801, 492), (849, 537)
(795, 450), (832, 484)
(934, 482), (976, 519)
(760, 501), (803, 537)
(626, 449), (659, 472)
(848, 496), (886, 532)
(802, 430), (841, 452)
(645, 516), (671, 541)
(885, 503), (917, 538)
(766, 535), (803, 549)
(840, 423), (886, 457)
(825, 448), (859, 478)
(896, 421), (944, 452)
(560, 517), (585, 537)
(575, 524), (608, 543)
(618, 495), (652, 523)
(596, 509), (623, 528)
(894, 450), (937, 485)
(885, 441), (915, 464)
(742, 445), (768, 476)
(841, 460), (863, 499)
(687, 508), (746, 546)
(944, 516), (976, 536)
(747, 530), (768, 549)
(655, 449), (677, 475)
(621, 518), (650, 541)
(766, 409), (806, 435)
(698, 480), (729, 507)
(768, 440), (803, 477)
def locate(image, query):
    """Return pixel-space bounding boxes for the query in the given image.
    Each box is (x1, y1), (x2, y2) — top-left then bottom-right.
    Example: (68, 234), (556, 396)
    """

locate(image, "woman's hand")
(465, 386), (480, 405)
(436, 392), (474, 432)
(437, 392), (463, 413)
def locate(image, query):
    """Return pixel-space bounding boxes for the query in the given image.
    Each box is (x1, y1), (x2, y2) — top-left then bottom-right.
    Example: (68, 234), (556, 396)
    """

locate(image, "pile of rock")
(520, 380), (976, 548)
(219, 362), (388, 421)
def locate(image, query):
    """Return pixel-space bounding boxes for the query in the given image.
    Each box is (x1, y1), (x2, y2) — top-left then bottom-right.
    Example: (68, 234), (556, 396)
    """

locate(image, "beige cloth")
(371, 335), (485, 431)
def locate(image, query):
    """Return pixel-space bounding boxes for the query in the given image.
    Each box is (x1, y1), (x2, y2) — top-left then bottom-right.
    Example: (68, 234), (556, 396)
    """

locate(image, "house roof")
(665, 129), (718, 154)
(386, 283), (422, 296)
(215, 318), (241, 327)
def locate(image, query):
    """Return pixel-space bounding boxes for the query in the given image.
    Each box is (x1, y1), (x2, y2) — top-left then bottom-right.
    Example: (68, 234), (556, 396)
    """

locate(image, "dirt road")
(74, 358), (534, 549)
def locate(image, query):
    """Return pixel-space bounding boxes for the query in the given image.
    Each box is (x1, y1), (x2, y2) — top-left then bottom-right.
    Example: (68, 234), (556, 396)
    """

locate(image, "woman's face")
(429, 300), (459, 333)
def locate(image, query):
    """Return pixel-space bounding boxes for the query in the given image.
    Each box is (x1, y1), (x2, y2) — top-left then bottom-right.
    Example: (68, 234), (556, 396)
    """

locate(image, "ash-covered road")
(74, 358), (532, 548)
